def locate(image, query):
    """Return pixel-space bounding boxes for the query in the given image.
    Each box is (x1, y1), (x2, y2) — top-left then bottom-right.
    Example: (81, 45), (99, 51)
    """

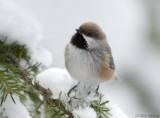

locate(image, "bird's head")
(71, 22), (106, 50)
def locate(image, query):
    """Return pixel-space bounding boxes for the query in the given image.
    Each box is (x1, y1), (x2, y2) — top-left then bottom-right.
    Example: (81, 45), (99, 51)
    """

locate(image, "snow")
(0, 95), (32, 118)
(36, 68), (75, 99)
(110, 104), (130, 118)
(31, 46), (53, 68)
(0, 0), (42, 51)
(73, 107), (97, 118)
(0, 0), (53, 67)
(103, 93), (130, 118)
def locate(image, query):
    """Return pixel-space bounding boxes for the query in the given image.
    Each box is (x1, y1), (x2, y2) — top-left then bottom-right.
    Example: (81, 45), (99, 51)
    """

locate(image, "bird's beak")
(76, 29), (81, 34)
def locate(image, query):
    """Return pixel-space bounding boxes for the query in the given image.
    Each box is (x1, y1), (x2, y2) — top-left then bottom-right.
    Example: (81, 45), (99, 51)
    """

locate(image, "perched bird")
(65, 22), (115, 89)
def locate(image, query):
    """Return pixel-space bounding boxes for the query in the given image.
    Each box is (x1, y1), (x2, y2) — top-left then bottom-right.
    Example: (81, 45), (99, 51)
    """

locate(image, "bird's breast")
(65, 44), (102, 84)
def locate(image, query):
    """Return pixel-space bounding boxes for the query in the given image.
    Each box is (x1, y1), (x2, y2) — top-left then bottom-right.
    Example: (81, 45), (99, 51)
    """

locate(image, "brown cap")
(78, 22), (106, 40)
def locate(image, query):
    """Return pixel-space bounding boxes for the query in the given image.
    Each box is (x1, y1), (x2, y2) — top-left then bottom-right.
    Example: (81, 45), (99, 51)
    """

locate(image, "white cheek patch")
(82, 34), (99, 48)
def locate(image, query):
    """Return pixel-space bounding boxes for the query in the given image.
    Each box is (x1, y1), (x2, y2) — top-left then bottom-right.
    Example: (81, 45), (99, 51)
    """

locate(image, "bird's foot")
(67, 82), (80, 97)
(95, 85), (100, 94)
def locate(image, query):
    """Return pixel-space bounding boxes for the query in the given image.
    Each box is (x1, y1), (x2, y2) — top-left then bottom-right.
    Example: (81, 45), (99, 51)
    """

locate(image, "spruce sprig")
(91, 93), (111, 118)
(0, 38), (73, 118)
(0, 38), (30, 106)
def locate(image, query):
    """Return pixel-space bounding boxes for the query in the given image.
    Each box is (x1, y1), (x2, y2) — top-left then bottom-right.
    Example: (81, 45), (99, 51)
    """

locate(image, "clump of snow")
(0, 0), (53, 67)
(19, 46), (53, 68)
(36, 68), (75, 99)
(0, 95), (32, 118)
(0, 0), (42, 51)
(109, 104), (130, 118)
(73, 107), (97, 118)
(102, 93), (130, 118)
(67, 83), (100, 109)
(31, 47), (53, 68)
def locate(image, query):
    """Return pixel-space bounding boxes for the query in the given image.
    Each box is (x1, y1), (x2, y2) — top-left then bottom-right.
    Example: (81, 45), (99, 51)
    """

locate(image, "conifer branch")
(0, 38), (74, 118)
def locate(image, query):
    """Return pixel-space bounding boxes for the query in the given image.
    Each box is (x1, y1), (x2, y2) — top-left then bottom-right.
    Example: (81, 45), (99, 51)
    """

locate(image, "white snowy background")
(0, 0), (160, 118)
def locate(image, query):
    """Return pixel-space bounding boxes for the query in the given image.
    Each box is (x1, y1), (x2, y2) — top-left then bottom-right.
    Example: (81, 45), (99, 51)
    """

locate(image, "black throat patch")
(71, 33), (88, 50)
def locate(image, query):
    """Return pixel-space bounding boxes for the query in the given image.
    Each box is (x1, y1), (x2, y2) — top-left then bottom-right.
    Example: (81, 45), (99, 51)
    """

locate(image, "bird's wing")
(108, 56), (115, 70)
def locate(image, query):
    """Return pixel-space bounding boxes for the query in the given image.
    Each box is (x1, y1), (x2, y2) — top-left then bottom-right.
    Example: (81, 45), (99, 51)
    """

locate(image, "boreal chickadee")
(65, 22), (115, 88)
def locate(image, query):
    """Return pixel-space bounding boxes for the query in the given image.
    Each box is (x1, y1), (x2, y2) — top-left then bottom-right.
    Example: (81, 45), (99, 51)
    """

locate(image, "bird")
(65, 22), (115, 91)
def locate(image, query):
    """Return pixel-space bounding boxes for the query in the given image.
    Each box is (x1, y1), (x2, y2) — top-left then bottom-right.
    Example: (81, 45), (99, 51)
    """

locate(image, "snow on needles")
(0, 0), (42, 50)
(0, 0), (52, 67)
(73, 107), (97, 118)
(31, 46), (53, 68)
(0, 1), (52, 118)
(103, 93), (130, 118)
(0, 95), (32, 118)
(37, 68), (75, 99)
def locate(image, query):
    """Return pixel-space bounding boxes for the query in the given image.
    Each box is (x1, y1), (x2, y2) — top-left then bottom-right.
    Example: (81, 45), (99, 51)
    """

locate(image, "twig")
(18, 67), (74, 118)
